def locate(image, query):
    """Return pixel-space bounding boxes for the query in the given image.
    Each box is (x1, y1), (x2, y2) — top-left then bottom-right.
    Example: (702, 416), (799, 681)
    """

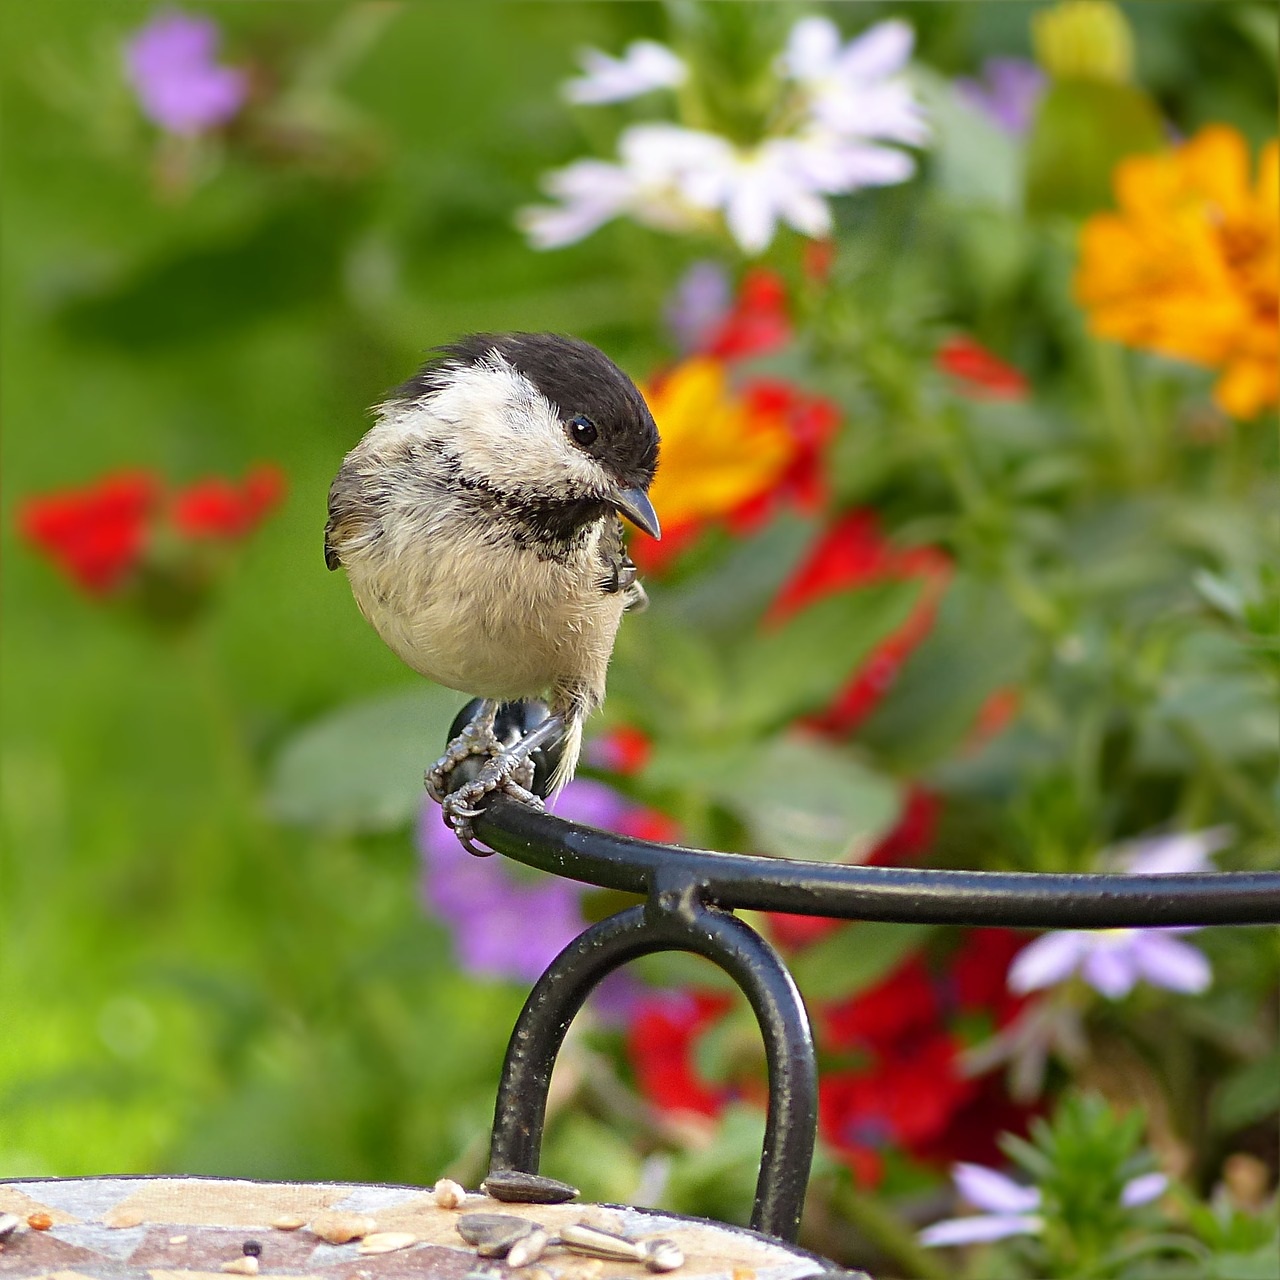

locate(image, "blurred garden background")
(2, 3), (1278, 1276)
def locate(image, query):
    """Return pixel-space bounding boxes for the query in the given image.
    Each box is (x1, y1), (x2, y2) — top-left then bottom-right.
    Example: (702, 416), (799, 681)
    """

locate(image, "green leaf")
(1212, 1050), (1280, 1132)
(790, 921), (933, 1001)
(1025, 79), (1165, 218)
(730, 580), (923, 733)
(642, 734), (902, 863)
(265, 684), (465, 833)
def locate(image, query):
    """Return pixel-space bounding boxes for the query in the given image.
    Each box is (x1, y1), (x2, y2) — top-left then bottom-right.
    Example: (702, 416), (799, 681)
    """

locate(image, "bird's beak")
(612, 486), (661, 540)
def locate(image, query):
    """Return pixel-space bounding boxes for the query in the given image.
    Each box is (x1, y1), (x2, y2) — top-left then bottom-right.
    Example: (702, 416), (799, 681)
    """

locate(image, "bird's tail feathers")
(547, 714), (584, 798)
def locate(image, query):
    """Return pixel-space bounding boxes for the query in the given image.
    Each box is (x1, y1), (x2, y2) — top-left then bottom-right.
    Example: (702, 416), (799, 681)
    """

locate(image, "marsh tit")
(325, 333), (661, 851)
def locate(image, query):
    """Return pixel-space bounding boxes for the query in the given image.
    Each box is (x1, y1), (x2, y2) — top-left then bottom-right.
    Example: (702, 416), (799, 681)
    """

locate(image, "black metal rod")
(489, 876), (817, 1242)
(475, 798), (1280, 928)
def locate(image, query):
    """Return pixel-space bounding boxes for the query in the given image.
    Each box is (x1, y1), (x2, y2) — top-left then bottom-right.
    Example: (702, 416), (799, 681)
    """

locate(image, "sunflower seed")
(359, 1231), (417, 1255)
(643, 1238), (685, 1272)
(480, 1169), (578, 1204)
(271, 1215), (306, 1231)
(558, 1223), (646, 1262)
(506, 1227), (551, 1267)
(0, 1214), (20, 1241)
(221, 1257), (258, 1275)
(456, 1213), (538, 1256)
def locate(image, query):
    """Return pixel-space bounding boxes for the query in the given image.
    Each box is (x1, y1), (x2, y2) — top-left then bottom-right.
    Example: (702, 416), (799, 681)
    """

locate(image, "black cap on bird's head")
(398, 332), (662, 539)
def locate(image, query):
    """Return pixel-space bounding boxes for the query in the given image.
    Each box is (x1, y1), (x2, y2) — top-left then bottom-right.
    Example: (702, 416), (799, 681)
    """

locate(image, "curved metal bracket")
(489, 872), (817, 1243)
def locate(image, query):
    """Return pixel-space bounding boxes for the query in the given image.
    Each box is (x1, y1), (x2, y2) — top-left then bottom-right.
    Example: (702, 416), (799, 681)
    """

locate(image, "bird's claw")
(424, 712), (503, 803)
(439, 757), (545, 856)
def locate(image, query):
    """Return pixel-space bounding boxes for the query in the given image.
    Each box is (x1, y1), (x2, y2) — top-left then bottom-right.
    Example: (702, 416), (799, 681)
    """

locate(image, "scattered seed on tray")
(480, 1169), (578, 1204)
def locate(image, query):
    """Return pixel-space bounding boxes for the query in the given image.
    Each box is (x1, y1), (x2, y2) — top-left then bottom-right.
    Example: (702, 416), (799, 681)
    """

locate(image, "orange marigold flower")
(1075, 125), (1279, 419)
(635, 357), (837, 570)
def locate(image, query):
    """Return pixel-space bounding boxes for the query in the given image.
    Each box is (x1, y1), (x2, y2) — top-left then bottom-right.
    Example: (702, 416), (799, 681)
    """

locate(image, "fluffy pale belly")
(346, 554), (624, 702)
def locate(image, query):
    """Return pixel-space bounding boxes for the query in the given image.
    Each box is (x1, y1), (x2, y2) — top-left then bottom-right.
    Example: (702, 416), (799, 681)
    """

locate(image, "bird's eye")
(569, 415), (598, 447)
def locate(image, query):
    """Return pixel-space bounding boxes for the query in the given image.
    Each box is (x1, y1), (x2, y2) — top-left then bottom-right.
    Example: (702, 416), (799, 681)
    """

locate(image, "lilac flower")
(418, 779), (634, 983)
(919, 1162), (1167, 1247)
(563, 40), (687, 105)
(1007, 828), (1231, 1000)
(664, 261), (732, 353)
(955, 58), (1045, 135)
(125, 10), (247, 136)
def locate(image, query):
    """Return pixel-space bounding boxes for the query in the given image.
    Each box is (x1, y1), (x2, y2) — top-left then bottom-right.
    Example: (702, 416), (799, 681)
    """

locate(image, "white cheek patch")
(380, 354), (616, 498)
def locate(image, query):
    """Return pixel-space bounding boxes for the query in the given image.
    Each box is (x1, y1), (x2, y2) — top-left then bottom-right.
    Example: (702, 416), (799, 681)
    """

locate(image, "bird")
(325, 332), (661, 851)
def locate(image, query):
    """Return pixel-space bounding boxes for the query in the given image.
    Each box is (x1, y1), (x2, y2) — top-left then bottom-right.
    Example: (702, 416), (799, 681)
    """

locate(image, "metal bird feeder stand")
(448, 702), (1280, 1248)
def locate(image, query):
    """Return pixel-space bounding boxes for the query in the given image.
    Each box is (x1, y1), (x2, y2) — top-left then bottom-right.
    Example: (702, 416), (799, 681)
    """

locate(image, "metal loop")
(489, 887), (817, 1242)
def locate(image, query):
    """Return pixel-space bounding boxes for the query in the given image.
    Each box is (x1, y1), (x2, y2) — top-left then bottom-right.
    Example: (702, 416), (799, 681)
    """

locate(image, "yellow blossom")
(641, 357), (795, 531)
(1075, 125), (1279, 419)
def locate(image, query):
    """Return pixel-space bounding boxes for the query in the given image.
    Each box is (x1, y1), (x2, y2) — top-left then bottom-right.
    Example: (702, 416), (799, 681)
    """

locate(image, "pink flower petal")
(1121, 1172), (1169, 1207)
(919, 1212), (1041, 1247)
(1081, 941), (1140, 999)
(953, 1163), (1041, 1214)
(1132, 933), (1212, 994)
(1008, 930), (1089, 993)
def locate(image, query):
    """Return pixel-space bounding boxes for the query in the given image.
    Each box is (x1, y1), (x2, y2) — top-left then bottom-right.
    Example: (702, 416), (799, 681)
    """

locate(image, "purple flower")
(1007, 828), (1230, 1000)
(955, 57), (1045, 135)
(418, 779), (632, 984)
(664, 261), (732, 354)
(125, 11), (247, 136)
(919, 1161), (1167, 1247)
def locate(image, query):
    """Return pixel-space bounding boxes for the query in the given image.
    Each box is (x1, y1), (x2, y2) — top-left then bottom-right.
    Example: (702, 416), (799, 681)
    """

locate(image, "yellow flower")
(1075, 125), (1279, 419)
(641, 356), (795, 532)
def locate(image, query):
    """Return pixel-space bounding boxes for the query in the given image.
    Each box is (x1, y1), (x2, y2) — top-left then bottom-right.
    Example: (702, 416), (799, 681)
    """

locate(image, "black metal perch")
(447, 702), (1280, 1245)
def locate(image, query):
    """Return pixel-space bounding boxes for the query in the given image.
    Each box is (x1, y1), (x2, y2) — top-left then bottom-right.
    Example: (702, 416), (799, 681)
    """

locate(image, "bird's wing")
(597, 514), (647, 612)
(324, 463), (378, 571)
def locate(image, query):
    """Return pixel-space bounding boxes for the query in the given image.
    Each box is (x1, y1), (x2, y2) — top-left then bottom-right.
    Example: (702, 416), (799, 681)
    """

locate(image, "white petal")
(783, 16), (841, 81)
(834, 19), (915, 82)
(1121, 1172), (1169, 1207)
(563, 39), (686, 104)
(953, 1163), (1042, 1214)
(1008, 931), (1089, 993)
(919, 1213), (1042, 1247)
(779, 186), (832, 239)
(1131, 933), (1212, 994)
(724, 173), (779, 255)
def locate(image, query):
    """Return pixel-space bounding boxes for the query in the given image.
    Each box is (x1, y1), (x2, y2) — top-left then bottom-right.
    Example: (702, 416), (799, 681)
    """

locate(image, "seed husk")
(480, 1169), (578, 1205)
(271, 1215), (306, 1231)
(505, 1227), (550, 1267)
(103, 1208), (143, 1229)
(0, 1215), (21, 1242)
(310, 1211), (378, 1244)
(558, 1223), (646, 1262)
(643, 1238), (685, 1272)
(456, 1212), (538, 1257)
(358, 1231), (417, 1255)
(221, 1257), (259, 1275)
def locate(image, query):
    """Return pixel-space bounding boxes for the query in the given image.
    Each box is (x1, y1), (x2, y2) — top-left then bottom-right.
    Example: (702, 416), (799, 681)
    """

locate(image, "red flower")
(588, 725), (653, 776)
(627, 992), (731, 1119)
(936, 335), (1029, 400)
(802, 239), (836, 285)
(172, 463), (286, 538)
(18, 471), (160, 595)
(822, 956), (939, 1051)
(18, 464), (286, 605)
(941, 927), (1029, 1031)
(705, 268), (791, 361)
(769, 511), (953, 735)
(819, 1032), (978, 1187)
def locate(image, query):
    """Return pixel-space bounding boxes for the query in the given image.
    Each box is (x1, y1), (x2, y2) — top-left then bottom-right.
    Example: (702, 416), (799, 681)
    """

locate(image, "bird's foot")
(441, 756), (542, 855)
(425, 703), (503, 804)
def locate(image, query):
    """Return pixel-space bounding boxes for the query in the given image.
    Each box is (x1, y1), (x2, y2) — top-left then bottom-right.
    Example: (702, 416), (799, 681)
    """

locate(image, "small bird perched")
(325, 333), (661, 850)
